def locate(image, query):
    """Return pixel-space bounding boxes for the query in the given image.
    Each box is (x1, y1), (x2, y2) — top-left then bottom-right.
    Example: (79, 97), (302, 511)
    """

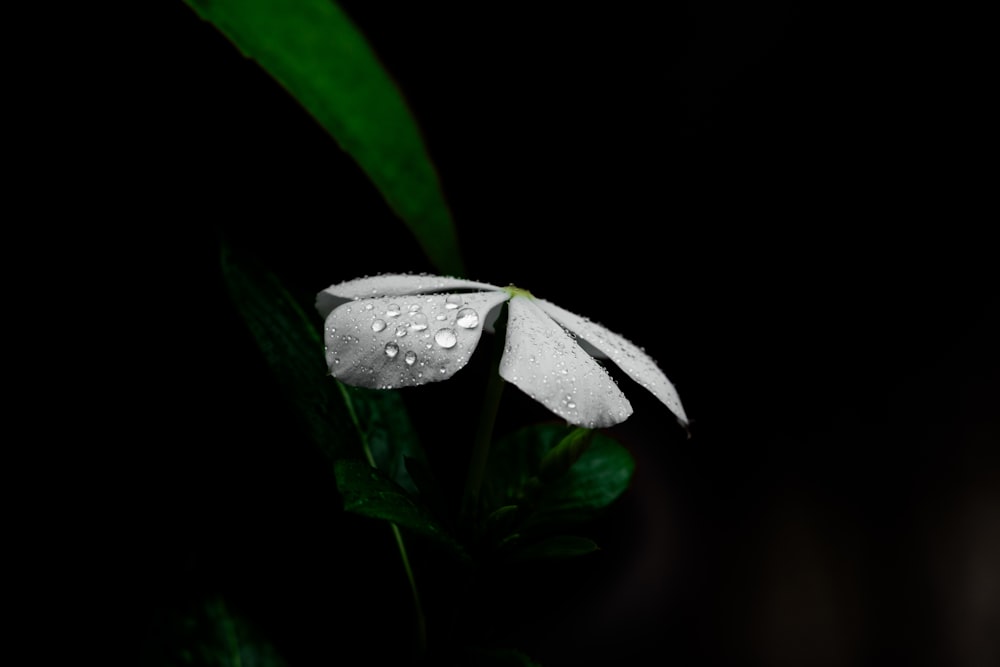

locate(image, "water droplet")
(384, 342), (399, 358)
(395, 326), (408, 338)
(371, 319), (387, 332)
(445, 294), (463, 309)
(404, 351), (417, 366)
(386, 304), (401, 317)
(408, 304), (421, 312)
(434, 328), (457, 348)
(364, 303), (374, 311)
(410, 313), (428, 331)
(456, 307), (479, 329)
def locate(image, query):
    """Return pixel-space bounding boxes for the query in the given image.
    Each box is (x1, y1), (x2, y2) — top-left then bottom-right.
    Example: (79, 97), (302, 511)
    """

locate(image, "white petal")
(324, 290), (511, 389)
(499, 296), (633, 428)
(535, 298), (689, 425)
(316, 273), (503, 319)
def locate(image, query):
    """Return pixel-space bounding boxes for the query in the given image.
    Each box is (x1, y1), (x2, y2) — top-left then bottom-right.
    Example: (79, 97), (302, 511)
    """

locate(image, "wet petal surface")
(500, 296), (632, 428)
(324, 290), (511, 388)
(535, 297), (688, 425)
(316, 274), (502, 318)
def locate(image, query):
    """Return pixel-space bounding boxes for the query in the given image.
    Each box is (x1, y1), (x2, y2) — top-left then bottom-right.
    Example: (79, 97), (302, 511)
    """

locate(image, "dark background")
(92, 3), (999, 666)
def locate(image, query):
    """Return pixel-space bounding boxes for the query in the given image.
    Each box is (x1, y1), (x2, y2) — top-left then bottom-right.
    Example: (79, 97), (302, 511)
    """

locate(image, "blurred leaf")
(465, 646), (544, 667)
(507, 535), (600, 562)
(222, 244), (359, 461)
(184, 0), (465, 276)
(538, 427), (594, 482)
(335, 458), (468, 561)
(483, 423), (635, 534)
(143, 596), (287, 667)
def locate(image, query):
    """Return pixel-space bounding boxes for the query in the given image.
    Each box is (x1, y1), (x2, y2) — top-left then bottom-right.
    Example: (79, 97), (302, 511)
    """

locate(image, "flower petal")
(499, 296), (633, 428)
(324, 290), (511, 388)
(316, 273), (502, 318)
(535, 298), (689, 425)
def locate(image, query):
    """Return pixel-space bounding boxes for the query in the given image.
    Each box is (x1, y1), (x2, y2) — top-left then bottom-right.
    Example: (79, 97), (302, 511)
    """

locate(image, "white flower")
(316, 274), (688, 429)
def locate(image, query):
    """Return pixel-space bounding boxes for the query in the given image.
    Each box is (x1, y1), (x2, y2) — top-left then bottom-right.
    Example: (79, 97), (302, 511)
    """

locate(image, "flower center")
(503, 285), (533, 299)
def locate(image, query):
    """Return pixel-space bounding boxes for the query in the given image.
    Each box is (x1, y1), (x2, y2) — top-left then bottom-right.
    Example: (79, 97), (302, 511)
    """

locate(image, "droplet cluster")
(532, 296), (687, 424)
(323, 289), (510, 390)
(499, 296), (632, 428)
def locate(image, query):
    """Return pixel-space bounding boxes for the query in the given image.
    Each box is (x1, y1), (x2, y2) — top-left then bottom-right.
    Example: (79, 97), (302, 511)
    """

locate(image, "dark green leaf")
(483, 423), (635, 533)
(538, 427), (594, 482)
(465, 646), (544, 667)
(142, 596), (288, 667)
(221, 244), (359, 461)
(184, 0), (465, 276)
(335, 458), (468, 561)
(343, 385), (432, 499)
(507, 535), (600, 562)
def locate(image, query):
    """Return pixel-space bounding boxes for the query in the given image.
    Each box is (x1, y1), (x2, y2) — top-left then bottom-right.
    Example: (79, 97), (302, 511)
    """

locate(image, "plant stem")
(338, 382), (426, 657)
(389, 522), (426, 657)
(460, 308), (508, 523)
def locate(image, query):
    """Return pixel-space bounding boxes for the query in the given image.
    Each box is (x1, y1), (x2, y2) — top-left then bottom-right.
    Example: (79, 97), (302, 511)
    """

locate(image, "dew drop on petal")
(434, 328), (457, 348)
(386, 304), (401, 317)
(395, 326), (408, 338)
(371, 319), (387, 332)
(404, 351), (417, 366)
(445, 294), (463, 309)
(408, 304), (421, 312)
(456, 307), (479, 329)
(384, 342), (399, 358)
(410, 313), (428, 331)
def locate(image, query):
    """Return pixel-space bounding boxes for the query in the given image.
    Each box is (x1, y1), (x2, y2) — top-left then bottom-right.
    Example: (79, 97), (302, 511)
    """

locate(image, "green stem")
(460, 308), (508, 523)
(338, 382), (427, 657)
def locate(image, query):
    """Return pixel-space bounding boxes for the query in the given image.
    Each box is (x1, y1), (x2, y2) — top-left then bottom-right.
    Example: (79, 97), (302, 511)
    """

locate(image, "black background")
(78, 3), (998, 666)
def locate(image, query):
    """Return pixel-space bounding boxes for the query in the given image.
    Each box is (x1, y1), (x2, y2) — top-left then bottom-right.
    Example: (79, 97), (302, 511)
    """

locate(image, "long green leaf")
(185, 0), (465, 276)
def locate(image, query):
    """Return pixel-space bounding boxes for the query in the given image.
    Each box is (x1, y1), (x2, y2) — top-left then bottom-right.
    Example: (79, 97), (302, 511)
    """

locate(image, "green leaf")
(184, 0), (465, 277)
(335, 458), (468, 561)
(342, 385), (433, 500)
(507, 535), (600, 562)
(537, 427), (594, 482)
(142, 596), (288, 667)
(465, 646), (544, 667)
(221, 244), (360, 461)
(483, 423), (635, 533)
